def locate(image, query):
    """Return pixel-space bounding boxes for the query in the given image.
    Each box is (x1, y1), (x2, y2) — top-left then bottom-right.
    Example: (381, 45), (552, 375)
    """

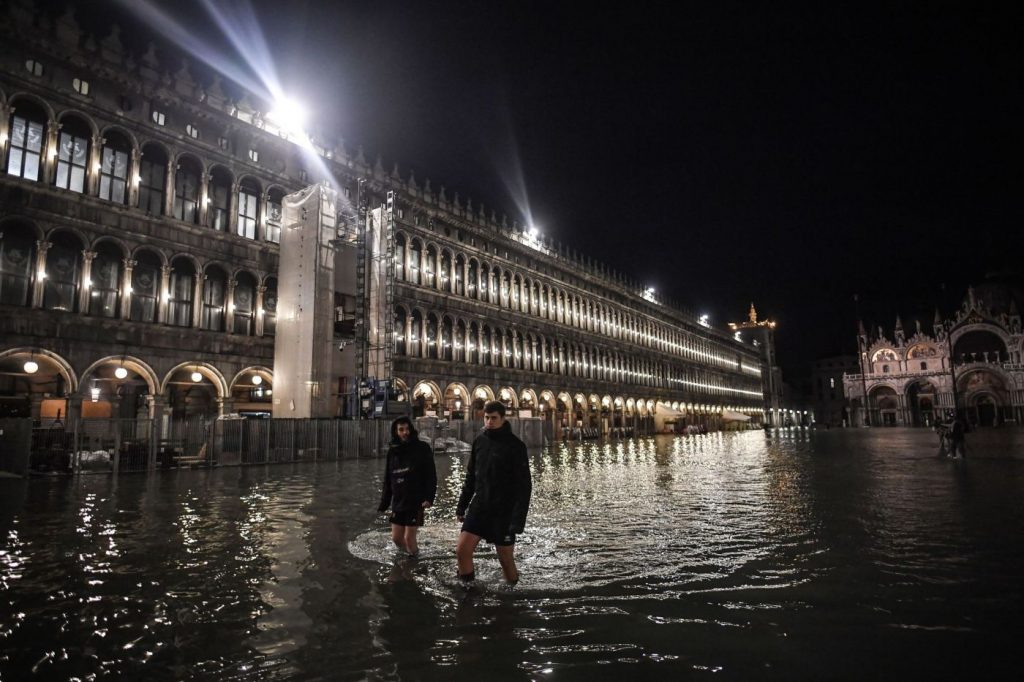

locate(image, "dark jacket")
(378, 434), (437, 514)
(456, 421), (531, 534)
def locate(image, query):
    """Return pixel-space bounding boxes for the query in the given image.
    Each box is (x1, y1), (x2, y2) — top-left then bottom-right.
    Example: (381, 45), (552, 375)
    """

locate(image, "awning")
(722, 410), (752, 422)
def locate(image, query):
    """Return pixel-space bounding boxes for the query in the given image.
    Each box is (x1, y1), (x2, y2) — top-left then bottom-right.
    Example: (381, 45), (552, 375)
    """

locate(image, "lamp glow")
(191, 371), (203, 383)
(23, 360), (39, 374)
(251, 375), (263, 385)
(115, 367), (128, 379)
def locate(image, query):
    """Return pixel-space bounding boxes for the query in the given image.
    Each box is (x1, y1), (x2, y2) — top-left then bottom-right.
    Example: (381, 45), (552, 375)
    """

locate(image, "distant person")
(455, 400), (532, 587)
(948, 414), (966, 459)
(378, 416), (437, 557)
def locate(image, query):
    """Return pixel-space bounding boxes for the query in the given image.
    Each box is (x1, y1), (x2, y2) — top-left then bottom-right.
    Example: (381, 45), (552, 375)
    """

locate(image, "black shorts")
(461, 515), (515, 546)
(390, 507), (425, 527)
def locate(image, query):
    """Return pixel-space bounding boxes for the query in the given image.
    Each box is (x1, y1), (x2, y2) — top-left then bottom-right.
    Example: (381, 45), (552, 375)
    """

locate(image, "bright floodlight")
(268, 96), (308, 137)
(528, 225), (539, 240)
(699, 314), (710, 327)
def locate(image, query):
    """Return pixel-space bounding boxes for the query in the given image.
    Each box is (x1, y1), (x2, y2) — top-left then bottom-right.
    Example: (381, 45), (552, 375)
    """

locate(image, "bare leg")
(496, 544), (519, 584)
(456, 531), (482, 577)
(403, 526), (419, 555)
(390, 523), (406, 552)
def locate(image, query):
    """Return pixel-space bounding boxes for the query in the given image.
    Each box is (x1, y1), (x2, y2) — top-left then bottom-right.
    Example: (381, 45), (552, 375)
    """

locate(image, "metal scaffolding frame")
(355, 188), (396, 405)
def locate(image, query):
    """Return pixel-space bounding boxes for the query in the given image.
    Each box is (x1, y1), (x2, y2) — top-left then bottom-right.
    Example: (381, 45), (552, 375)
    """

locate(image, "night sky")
(72, 1), (1024, 377)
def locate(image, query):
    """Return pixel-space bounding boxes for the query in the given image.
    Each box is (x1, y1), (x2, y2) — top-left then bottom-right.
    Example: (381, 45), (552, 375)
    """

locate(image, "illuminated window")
(248, 148), (259, 163)
(24, 59), (43, 76)
(98, 134), (130, 204)
(55, 125), (89, 193)
(151, 110), (166, 126)
(217, 136), (230, 151)
(6, 112), (45, 181)
(237, 181), (259, 239)
(72, 78), (90, 95)
(185, 124), (199, 139)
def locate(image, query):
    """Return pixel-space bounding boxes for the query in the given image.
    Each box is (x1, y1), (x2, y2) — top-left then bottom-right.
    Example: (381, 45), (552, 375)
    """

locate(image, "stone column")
(128, 148), (141, 208)
(78, 249), (97, 314)
(259, 190), (269, 242)
(198, 169), (210, 225)
(120, 258), (136, 320)
(420, 315), (428, 358)
(217, 397), (235, 417)
(44, 120), (61, 185)
(404, 314), (413, 357)
(163, 157), (176, 217)
(0, 101), (11, 156)
(225, 279), (237, 333)
(192, 273), (205, 328)
(255, 285), (266, 336)
(158, 265), (172, 324)
(87, 134), (104, 195)
(32, 240), (51, 308)
(228, 180), (240, 236)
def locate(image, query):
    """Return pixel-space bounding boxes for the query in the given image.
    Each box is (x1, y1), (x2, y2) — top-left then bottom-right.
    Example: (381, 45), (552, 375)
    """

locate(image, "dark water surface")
(2, 429), (1023, 680)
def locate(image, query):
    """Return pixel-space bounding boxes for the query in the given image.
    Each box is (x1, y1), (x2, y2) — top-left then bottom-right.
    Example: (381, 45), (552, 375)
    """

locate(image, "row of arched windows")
(0, 221), (277, 335)
(3, 97), (286, 244)
(393, 306), (761, 401)
(394, 231), (751, 375)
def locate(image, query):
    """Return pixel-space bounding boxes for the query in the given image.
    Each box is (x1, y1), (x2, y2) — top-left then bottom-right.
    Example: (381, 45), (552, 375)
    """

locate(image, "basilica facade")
(0, 4), (766, 435)
(843, 285), (1024, 427)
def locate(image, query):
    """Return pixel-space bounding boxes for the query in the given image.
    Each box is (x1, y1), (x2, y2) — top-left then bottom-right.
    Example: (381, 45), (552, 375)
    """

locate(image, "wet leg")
(456, 531), (482, 580)
(403, 526), (419, 555)
(390, 523), (406, 552)
(496, 544), (519, 584)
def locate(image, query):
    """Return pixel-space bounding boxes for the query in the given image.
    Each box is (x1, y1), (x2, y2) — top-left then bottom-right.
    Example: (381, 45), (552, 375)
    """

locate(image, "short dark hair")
(483, 400), (505, 417)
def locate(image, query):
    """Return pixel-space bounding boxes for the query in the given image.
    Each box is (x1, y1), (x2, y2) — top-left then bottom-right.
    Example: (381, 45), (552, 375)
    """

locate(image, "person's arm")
(377, 451), (392, 513)
(421, 443), (437, 507)
(508, 443), (532, 534)
(456, 448), (477, 521)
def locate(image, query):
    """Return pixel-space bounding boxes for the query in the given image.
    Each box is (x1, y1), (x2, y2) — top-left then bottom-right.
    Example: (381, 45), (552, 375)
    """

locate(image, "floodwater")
(2, 428), (1023, 680)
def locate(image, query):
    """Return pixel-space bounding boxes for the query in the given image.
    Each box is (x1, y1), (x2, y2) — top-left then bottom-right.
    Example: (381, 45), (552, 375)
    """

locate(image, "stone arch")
(43, 224), (90, 248)
(8, 92), (57, 122)
(229, 365), (273, 391)
(0, 346), (78, 394)
(0, 215), (44, 241)
(90, 234), (131, 255)
(160, 361), (229, 397)
(79, 355), (160, 397)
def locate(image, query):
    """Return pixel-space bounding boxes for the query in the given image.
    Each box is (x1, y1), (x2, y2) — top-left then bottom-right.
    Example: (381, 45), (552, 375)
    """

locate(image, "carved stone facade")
(0, 4), (767, 431)
(843, 285), (1024, 427)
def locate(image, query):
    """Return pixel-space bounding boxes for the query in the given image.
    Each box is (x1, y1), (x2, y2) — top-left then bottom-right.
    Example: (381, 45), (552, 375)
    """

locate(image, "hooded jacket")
(456, 421), (531, 534)
(378, 424), (437, 514)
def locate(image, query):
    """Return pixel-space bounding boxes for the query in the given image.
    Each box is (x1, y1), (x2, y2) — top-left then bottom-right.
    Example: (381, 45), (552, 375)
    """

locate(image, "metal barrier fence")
(3, 417), (399, 475)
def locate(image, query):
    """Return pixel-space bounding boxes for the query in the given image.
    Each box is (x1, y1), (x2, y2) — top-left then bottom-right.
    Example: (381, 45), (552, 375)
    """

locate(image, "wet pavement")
(1, 428), (1022, 680)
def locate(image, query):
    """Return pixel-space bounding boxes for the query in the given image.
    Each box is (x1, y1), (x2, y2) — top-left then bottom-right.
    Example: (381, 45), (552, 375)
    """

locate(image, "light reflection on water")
(1, 429), (1023, 679)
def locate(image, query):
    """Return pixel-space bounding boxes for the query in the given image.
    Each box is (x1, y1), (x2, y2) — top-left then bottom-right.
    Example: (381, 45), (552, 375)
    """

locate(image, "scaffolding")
(355, 189), (396, 414)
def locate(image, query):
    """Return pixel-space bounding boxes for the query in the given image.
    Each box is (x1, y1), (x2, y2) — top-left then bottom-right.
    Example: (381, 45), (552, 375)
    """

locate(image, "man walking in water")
(456, 400), (532, 587)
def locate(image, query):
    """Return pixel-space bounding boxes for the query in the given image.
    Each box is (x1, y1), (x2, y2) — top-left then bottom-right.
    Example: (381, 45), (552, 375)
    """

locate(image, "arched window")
(202, 266), (228, 331)
(440, 250), (452, 292)
(408, 240), (422, 285)
(426, 313), (439, 359)
(424, 245), (437, 288)
(394, 234), (406, 280)
(208, 167), (231, 231)
(441, 316), (453, 361)
(455, 319), (466, 362)
(55, 116), (90, 193)
(98, 131), (130, 204)
(468, 321), (479, 364)
(480, 264), (490, 303)
(173, 157), (202, 223)
(88, 242), (122, 318)
(0, 222), (36, 306)
(43, 232), (82, 312)
(266, 188), (284, 243)
(500, 271), (510, 307)
(137, 144), (167, 215)
(263, 278), (277, 336)
(482, 325), (493, 366)
(233, 272), (257, 335)
(409, 309), (423, 357)
(454, 254), (465, 295)
(395, 307), (407, 355)
(467, 259), (478, 297)
(167, 257), (195, 327)
(237, 178), (259, 239)
(6, 100), (46, 181)
(130, 251), (161, 323)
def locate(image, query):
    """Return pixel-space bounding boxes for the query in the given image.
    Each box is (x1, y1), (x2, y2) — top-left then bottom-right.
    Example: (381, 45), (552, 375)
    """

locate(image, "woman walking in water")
(378, 416), (437, 557)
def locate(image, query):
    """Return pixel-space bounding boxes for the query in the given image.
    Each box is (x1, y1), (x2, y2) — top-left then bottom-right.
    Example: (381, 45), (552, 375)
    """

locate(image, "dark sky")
(74, 1), (1024, 376)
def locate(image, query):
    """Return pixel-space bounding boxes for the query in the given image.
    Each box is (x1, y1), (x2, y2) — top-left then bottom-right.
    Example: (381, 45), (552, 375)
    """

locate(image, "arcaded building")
(843, 285), (1024, 427)
(0, 5), (765, 435)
